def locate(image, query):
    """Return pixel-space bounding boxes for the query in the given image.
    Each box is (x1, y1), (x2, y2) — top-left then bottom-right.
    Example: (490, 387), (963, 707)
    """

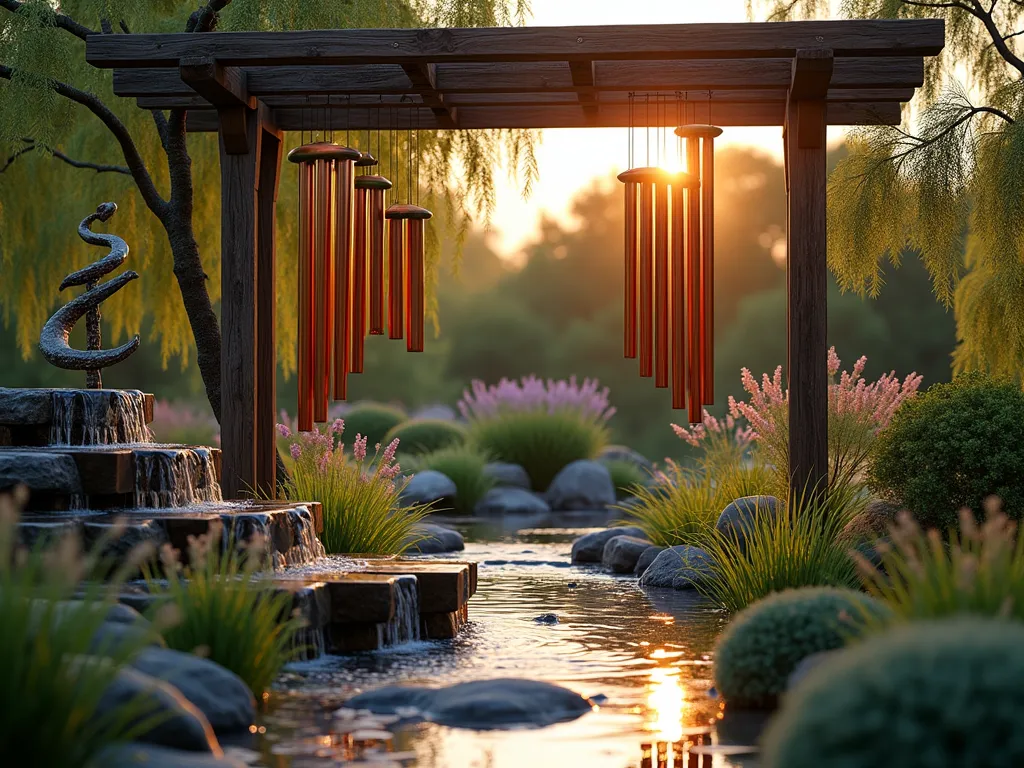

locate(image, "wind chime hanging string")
(675, 97), (721, 424)
(385, 103), (432, 352)
(288, 106), (360, 431)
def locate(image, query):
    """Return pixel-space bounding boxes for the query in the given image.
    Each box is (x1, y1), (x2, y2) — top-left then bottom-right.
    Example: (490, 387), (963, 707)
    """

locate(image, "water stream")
(49, 389), (152, 446)
(134, 446), (222, 508)
(251, 517), (762, 768)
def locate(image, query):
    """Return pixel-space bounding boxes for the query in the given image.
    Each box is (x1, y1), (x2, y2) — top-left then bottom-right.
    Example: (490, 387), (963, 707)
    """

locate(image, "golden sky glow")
(486, 0), (847, 257)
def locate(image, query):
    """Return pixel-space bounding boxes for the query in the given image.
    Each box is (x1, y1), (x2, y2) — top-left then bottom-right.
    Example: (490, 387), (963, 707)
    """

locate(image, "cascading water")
(134, 447), (222, 508)
(378, 575), (421, 648)
(49, 389), (152, 446)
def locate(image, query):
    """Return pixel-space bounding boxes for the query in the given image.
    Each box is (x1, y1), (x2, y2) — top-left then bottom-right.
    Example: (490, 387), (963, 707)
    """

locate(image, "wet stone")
(475, 487), (550, 516)
(570, 526), (646, 563)
(598, 445), (653, 471)
(483, 462), (532, 490)
(638, 545), (716, 590)
(601, 535), (652, 574)
(0, 387), (54, 425)
(345, 678), (595, 730)
(716, 496), (780, 554)
(0, 450), (82, 494)
(401, 470), (457, 507)
(546, 460), (616, 511)
(634, 545), (666, 576)
(406, 523), (465, 554)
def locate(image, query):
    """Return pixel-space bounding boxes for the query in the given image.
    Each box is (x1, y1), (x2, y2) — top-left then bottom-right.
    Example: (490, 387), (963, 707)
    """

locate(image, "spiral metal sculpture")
(39, 202), (140, 388)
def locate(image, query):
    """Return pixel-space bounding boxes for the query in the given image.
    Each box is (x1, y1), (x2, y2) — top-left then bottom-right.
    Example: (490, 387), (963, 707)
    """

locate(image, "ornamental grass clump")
(869, 372), (1024, 529)
(460, 376), (614, 490)
(280, 420), (429, 555)
(713, 586), (885, 709)
(384, 418), (467, 457)
(730, 347), (921, 494)
(762, 619), (1024, 768)
(337, 403), (407, 450)
(144, 523), (303, 698)
(0, 487), (168, 768)
(410, 443), (494, 515)
(696, 482), (867, 613)
(857, 499), (1024, 626)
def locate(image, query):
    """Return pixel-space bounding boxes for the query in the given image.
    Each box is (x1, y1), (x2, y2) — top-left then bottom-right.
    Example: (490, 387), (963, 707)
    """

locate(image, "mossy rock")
(763, 618), (1024, 768)
(713, 587), (885, 709)
(385, 418), (467, 456)
(340, 403), (406, 448)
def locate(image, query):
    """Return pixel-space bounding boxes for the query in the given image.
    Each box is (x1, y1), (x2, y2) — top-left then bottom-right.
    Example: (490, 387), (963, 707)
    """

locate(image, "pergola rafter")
(84, 19), (945, 499)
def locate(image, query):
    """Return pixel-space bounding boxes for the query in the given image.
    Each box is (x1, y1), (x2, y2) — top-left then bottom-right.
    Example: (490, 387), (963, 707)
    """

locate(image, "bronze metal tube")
(388, 217), (404, 339)
(670, 177), (688, 410)
(368, 187), (386, 335)
(406, 219), (425, 352)
(297, 161), (314, 432)
(638, 181), (654, 378)
(333, 157), (354, 401)
(350, 186), (368, 373)
(624, 182), (638, 359)
(686, 137), (702, 424)
(313, 158), (333, 423)
(701, 136), (716, 406)
(654, 181), (670, 388)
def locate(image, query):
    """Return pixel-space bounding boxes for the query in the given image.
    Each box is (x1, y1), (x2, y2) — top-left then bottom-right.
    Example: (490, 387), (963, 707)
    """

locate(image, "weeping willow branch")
(3, 138), (131, 175)
(966, 0), (1024, 76)
(0, 64), (167, 218)
(0, 0), (97, 41)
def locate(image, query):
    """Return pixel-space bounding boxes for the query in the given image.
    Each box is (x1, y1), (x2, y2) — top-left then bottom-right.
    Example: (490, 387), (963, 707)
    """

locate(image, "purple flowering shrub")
(459, 376), (614, 491)
(277, 419), (429, 554)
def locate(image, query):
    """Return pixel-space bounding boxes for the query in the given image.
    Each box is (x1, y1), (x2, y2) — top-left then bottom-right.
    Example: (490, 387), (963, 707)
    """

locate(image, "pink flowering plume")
(726, 347), (921, 491)
(672, 409), (755, 467)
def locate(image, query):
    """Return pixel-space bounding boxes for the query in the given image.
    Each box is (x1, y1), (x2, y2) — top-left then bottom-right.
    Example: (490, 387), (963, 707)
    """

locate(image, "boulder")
(400, 470), (457, 507)
(598, 444), (653, 471)
(130, 648), (256, 734)
(345, 678), (595, 730)
(546, 460), (616, 511)
(475, 487), (550, 516)
(98, 666), (220, 752)
(406, 523), (465, 554)
(0, 451), (81, 494)
(715, 495), (780, 554)
(638, 545), (716, 590)
(570, 525), (647, 563)
(601, 535), (652, 574)
(634, 545), (666, 576)
(93, 744), (246, 768)
(482, 462), (532, 490)
(89, 620), (164, 656)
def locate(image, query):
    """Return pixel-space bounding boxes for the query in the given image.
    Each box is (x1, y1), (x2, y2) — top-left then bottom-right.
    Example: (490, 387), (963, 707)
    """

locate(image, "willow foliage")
(751, 0), (1024, 380)
(0, 0), (536, 377)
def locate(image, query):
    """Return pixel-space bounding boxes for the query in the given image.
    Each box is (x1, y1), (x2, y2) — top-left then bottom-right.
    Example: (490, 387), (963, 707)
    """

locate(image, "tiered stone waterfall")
(0, 387), (324, 568)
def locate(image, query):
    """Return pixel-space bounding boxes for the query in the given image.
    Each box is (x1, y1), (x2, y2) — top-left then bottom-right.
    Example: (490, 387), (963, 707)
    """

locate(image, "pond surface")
(249, 515), (764, 768)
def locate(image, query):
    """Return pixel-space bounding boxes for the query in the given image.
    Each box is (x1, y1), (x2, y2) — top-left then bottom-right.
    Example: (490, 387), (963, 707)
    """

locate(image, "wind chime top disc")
(385, 203), (433, 221)
(355, 151), (379, 167)
(673, 125), (724, 140)
(286, 141), (361, 164)
(354, 175), (394, 191)
(617, 167), (698, 189)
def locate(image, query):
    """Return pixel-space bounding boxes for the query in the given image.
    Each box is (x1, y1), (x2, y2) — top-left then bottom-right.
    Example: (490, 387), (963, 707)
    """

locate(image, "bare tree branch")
(967, 0), (1024, 76)
(187, 0), (233, 33)
(0, 142), (35, 173)
(0, 64), (168, 217)
(0, 0), (97, 42)
(4, 138), (132, 174)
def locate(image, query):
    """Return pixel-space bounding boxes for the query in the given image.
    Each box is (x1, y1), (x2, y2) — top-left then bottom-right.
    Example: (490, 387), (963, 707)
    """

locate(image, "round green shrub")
(410, 444), (494, 515)
(385, 418), (467, 456)
(603, 458), (648, 499)
(869, 372), (1024, 530)
(762, 618), (1024, 768)
(340, 403), (406, 449)
(713, 587), (884, 709)
(468, 411), (608, 491)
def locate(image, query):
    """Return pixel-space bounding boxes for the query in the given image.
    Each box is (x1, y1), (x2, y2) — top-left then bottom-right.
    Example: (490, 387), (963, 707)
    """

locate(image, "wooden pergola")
(85, 19), (945, 499)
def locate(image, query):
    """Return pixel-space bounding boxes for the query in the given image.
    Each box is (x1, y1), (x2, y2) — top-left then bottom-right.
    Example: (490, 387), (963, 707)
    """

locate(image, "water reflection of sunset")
(646, 649), (687, 743)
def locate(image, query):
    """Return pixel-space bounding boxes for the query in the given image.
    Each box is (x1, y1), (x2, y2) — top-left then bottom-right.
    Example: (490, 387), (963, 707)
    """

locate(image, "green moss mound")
(714, 587), (884, 709)
(385, 418), (467, 456)
(410, 444), (494, 515)
(468, 411), (608, 491)
(870, 372), (1024, 529)
(341, 403), (406, 449)
(763, 618), (1024, 768)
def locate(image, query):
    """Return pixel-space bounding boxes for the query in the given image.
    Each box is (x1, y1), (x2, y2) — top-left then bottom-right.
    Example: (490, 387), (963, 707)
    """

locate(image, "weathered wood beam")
(87, 20), (944, 67)
(401, 62), (457, 127)
(568, 60), (598, 122)
(784, 55), (830, 500)
(112, 57), (925, 100)
(139, 87), (914, 111)
(180, 56), (255, 153)
(789, 48), (834, 149)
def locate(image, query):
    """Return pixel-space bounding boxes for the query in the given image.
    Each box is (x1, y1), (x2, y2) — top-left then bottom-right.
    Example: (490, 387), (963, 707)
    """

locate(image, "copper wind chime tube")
(385, 204), (432, 352)
(288, 140), (360, 431)
(618, 94), (720, 423)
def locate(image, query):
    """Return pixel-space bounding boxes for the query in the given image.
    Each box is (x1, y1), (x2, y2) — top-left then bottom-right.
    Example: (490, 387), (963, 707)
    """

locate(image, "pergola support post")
(785, 49), (832, 501)
(219, 103), (278, 499)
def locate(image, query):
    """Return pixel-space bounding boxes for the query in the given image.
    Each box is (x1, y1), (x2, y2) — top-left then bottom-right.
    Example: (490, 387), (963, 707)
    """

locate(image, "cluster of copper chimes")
(288, 141), (431, 432)
(618, 124), (720, 424)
